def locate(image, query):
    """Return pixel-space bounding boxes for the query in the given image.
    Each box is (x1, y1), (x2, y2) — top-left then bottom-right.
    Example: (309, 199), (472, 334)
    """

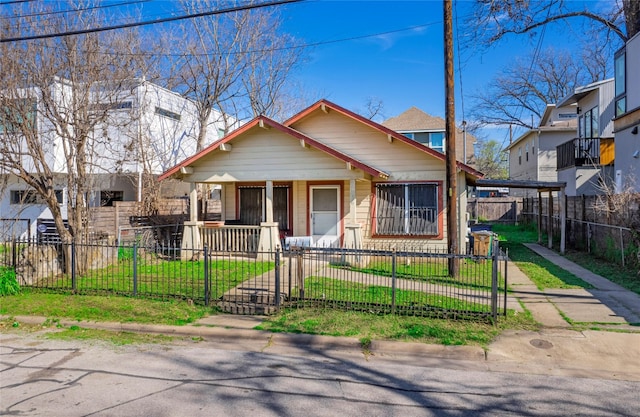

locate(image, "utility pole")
(444, 0), (458, 277)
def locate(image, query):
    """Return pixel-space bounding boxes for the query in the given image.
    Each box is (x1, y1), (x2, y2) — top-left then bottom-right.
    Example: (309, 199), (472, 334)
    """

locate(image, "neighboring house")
(0, 77), (234, 240)
(159, 100), (482, 259)
(504, 104), (578, 197)
(555, 79), (616, 196)
(381, 106), (477, 167)
(613, 31), (640, 193)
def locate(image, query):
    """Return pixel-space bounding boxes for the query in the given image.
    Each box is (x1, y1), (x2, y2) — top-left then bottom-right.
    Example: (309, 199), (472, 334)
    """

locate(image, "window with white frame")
(375, 183), (438, 236)
(403, 132), (445, 153)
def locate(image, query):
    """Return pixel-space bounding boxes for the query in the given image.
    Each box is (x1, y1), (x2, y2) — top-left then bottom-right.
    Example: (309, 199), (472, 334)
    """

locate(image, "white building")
(0, 78), (235, 240)
(613, 31), (640, 193)
(555, 79), (616, 196)
(505, 104), (578, 197)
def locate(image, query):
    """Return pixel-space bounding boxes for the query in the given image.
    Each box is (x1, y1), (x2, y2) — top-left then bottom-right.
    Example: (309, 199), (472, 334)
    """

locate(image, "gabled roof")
(381, 106), (445, 131)
(158, 114), (391, 181)
(557, 78), (614, 107)
(285, 99), (483, 178)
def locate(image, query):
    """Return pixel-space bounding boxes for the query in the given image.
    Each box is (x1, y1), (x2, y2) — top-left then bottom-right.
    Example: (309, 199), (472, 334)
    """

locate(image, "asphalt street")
(2, 333), (640, 417)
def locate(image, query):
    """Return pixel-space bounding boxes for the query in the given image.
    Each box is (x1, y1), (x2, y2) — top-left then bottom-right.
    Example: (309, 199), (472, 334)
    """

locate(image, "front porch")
(180, 179), (366, 261)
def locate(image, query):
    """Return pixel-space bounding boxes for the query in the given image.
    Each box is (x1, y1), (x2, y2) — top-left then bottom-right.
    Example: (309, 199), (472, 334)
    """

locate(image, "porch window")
(375, 183), (438, 236)
(238, 186), (289, 231)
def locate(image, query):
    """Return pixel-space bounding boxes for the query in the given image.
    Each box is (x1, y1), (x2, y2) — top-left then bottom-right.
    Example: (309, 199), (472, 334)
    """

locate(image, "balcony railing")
(557, 137), (602, 170)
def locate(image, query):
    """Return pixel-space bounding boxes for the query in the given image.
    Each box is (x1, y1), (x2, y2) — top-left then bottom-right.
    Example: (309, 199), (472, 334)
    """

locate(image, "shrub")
(0, 267), (20, 296)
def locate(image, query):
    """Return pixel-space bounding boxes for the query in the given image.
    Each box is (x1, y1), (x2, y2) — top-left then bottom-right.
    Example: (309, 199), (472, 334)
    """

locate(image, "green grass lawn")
(1, 290), (213, 325)
(256, 307), (538, 347)
(492, 224), (594, 290)
(44, 258), (275, 300)
(343, 257), (504, 291)
(292, 276), (493, 314)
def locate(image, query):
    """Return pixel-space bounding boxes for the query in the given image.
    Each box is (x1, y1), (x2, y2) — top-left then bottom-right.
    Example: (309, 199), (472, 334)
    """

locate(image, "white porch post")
(257, 180), (280, 260)
(219, 184), (226, 221)
(181, 182), (203, 260)
(343, 179), (366, 266)
(265, 180), (274, 222)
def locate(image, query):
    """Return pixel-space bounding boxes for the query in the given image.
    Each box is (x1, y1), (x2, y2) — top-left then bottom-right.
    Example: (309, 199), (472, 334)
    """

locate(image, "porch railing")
(200, 223), (261, 253)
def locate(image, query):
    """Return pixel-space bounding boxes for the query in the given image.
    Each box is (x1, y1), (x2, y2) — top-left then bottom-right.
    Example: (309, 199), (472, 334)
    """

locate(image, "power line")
(0, 0), (34, 5)
(24, 20), (443, 59)
(1, 0), (301, 43)
(0, 0), (150, 21)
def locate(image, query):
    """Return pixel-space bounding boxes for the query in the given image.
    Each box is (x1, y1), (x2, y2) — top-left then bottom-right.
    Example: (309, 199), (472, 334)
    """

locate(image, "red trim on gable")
(285, 99), (483, 179)
(158, 114), (389, 181)
(158, 116), (266, 181)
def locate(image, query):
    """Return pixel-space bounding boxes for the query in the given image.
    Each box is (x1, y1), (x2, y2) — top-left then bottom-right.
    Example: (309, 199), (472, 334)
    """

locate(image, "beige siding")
(188, 128), (366, 183)
(290, 111), (445, 179)
(292, 181), (307, 236)
(223, 184), (236, 221)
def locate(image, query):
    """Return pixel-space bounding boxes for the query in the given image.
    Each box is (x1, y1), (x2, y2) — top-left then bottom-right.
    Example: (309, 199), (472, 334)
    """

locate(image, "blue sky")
(55, 0), (605, 147)
(274, 0), (540, 144)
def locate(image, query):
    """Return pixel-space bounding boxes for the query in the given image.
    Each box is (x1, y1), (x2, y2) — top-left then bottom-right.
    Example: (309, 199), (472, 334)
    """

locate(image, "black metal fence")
(2, 239), (509, 321)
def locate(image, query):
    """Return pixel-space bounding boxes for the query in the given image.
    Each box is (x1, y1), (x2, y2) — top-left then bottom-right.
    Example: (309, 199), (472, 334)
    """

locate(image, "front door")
(310, 186), (340, 247)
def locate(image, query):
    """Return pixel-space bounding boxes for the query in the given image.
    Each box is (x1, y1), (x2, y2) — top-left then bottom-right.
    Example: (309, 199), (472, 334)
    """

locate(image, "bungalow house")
(613, 31), (640, 192)
(381, 106), (477, 167)
(555, 79), (616, 196)
(159, 100), (482, 259)
(504, 103), (578, 197)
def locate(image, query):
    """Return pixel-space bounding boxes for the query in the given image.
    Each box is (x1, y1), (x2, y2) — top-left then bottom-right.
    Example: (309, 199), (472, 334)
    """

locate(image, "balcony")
(556, 137), (614, 170)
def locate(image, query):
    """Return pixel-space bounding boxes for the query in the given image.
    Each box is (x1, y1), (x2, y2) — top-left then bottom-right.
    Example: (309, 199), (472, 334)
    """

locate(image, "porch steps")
(218, 288), (286, 315)
(217, 302), (280, 315)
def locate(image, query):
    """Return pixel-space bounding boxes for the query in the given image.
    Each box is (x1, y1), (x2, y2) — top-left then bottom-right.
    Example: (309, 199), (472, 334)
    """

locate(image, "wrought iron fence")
(2, 239), (509, 321)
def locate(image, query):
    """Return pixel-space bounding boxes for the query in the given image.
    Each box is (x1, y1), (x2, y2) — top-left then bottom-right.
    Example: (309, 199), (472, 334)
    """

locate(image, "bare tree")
(0, 2), (145, 248)
(467, 0), (639, 45)
(239, 10), (304, 120)
(164, 0), (304, 151)
(470, 48), (599, 129)
(361, 97), (386, 122)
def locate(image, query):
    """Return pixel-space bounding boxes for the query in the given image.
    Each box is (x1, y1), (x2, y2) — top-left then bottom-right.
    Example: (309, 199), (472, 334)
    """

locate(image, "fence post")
(274, 248), (281, 307)
(491, 238), (499, 322)
(204, 245), (210, 305)
(620, 227), (625, 268)
(71, 241), (77, 291)
(12, 238), (17, 269)
(133, 241), (138, 297)
(391, 249), (397, 314)
(503, 248), (508, 316)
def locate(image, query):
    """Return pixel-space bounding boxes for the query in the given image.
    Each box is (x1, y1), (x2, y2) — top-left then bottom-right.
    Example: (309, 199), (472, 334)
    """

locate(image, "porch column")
(343, 179), (366, 267)
(181, 182), (203, 260)
(265, 180), (274, 222)
(219, 184), (226, 221)
(257, 180), (280, 260)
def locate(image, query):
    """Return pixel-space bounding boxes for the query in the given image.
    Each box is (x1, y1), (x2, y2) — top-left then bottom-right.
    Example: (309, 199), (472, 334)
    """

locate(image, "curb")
(2, 315), (486, 362)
